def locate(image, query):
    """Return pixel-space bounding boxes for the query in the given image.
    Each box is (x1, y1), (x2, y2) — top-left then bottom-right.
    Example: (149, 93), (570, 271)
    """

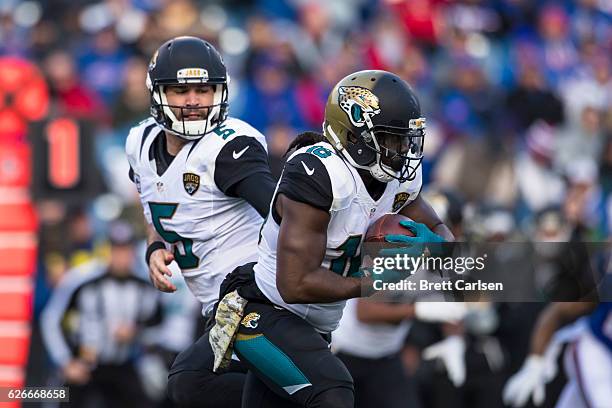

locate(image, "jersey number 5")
(149, 202), (200, 269)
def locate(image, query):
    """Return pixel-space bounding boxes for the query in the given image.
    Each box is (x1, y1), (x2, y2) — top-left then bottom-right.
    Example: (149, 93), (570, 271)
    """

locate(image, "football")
(364, 213), (415, 243)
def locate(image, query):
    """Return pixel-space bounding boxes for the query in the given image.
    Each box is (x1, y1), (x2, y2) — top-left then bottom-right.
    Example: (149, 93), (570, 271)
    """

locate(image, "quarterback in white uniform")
(229, 70), (454, 408)
(126, 115), (269, 314)
(126, 36), (277, 408)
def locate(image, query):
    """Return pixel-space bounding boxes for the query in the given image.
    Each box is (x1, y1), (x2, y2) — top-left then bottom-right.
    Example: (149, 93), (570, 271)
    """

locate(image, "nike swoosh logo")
(232, 145), (250, 159)
(301, 161), (315, 176)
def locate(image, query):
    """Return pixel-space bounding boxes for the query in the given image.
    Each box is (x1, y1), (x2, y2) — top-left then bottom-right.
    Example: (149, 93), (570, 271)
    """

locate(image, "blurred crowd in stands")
(1, 0), (610, 406)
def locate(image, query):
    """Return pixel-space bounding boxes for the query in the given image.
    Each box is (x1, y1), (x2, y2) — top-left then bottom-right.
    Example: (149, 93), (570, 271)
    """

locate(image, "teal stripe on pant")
(234, 334), (311, 395)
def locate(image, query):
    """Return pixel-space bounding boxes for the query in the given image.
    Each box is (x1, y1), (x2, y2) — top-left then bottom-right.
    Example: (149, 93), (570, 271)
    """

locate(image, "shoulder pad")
(125, 118), (158, 167)
(287, 142), (356, 211)
(212, 117), (268, 152)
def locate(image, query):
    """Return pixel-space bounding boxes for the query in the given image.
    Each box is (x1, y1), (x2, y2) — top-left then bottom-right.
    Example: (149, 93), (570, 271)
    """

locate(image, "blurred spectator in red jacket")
(43, 50), (109, 125)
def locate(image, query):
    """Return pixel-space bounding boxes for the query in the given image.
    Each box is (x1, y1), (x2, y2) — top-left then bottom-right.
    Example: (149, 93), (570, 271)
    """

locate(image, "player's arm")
(274, 152), (368, 303)
(529, 301), (597, 355)
(215, 136), (276, 217)
(399, 194), (454, 242)
(145, 217), (177, 293)
(355, 298), (415, 324)
(145, 219), (162, 245)
(503, 301), (598, 407)
(233, 174), (276, 218)
(276, 195), (364, 303)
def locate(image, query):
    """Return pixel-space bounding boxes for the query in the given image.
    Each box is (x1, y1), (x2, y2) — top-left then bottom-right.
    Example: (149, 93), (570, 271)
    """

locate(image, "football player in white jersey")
(125, 37), (277, 407)
(225, 70), (454, 407)
(504, 302), (611, 408)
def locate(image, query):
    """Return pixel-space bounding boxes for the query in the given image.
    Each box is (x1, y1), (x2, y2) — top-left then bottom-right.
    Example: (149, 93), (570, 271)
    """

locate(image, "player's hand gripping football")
(385, 220), (446, 256)
(379, 220), (447, 273)
(148, 249), (177, 293)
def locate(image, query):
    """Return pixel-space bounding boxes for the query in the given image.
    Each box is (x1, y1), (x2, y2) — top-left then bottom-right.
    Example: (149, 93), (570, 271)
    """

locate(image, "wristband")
(146, 241), (166, 265)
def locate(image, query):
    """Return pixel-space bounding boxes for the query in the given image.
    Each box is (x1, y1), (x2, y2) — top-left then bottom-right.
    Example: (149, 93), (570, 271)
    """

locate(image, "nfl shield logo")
(183, 173), (200, 195)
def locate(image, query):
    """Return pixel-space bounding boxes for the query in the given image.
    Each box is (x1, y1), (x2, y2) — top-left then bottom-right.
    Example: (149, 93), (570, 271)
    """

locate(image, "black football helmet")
(146, 36), (229, 140)
(323, 70), (425, 183)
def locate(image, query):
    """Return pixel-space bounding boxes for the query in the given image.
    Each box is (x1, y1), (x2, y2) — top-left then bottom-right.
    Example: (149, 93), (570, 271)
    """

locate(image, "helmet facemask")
(364, 118), (425, 183)
(149, 80), (229, 141)
(327, 115), (425, 183)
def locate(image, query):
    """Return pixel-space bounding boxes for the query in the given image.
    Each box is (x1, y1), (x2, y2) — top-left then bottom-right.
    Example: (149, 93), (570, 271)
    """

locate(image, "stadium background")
(0, 0), (610, 407)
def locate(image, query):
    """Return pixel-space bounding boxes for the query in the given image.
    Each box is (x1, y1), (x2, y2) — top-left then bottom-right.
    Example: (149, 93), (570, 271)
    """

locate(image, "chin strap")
(155, 85), (222, 139)
(325, 123), (397, 183)
(369, 163), (395, 182)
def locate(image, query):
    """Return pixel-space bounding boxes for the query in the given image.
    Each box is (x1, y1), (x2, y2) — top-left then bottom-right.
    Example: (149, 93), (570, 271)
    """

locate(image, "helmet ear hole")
(346, 134), (376, 166)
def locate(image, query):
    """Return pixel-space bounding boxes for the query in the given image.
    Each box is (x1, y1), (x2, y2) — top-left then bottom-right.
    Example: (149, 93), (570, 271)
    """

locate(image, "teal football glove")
(385, 220), (446, 256)
(379, 242), (425, 258)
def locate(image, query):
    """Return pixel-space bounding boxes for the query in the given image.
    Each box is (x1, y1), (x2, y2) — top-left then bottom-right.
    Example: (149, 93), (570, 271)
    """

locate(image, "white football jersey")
(255, 141), (422, 333)
(332, 299), (411, 358)
(126, 117), (269, 314)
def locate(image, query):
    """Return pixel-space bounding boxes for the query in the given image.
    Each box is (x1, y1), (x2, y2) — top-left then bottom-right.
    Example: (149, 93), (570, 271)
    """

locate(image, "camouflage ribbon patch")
(209, 290), (248, 372)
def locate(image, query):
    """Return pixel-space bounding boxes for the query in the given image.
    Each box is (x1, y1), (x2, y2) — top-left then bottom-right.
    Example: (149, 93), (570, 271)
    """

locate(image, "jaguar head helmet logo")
(338, 86), (381, 128)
